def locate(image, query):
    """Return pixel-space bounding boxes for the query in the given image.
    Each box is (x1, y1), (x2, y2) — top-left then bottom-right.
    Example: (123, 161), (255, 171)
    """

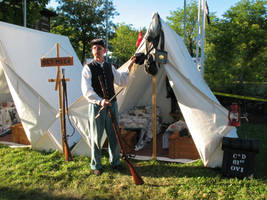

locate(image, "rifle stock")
(98, 76), (144, 185)
(124, 156), (144, 185)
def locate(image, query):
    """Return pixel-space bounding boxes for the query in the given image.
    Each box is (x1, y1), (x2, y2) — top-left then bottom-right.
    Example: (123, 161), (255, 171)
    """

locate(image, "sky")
(47, 0), (241, 29)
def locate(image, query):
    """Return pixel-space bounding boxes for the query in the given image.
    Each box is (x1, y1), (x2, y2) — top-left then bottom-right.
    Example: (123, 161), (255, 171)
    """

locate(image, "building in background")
(0, 0), (56, 32)
(34, 8), (57, 32)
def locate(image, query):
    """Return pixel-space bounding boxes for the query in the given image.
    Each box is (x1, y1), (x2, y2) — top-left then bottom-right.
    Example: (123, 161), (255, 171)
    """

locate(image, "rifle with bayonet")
(98, 75), (144, 185)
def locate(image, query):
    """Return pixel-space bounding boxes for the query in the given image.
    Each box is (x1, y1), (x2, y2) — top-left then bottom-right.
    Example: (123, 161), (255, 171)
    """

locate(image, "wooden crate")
(120, 127), (138, 154)
(103, 126), (138, 154)
(11, 123), (30, 145)
(169, 131), (199, 159)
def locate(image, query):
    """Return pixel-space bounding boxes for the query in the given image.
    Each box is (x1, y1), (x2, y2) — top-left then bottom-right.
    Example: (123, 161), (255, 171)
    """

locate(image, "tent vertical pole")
(183, 0), (186, 41)
(200, 0), (206, 76)
(23, 0), (26, 27)
(195, 0), (201, 70)
(152, 75), (157, 160)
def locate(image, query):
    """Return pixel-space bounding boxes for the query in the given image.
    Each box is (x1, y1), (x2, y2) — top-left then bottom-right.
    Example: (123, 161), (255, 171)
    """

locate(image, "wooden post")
(56, 43), (72, 161)
(152, 75), (157, 160)
(41, 43), (73, 161)
(56, 43), (65, 158)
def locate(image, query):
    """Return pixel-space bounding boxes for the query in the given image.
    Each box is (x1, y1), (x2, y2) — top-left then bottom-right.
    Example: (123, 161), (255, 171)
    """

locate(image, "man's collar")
(94, 60), (104, 66)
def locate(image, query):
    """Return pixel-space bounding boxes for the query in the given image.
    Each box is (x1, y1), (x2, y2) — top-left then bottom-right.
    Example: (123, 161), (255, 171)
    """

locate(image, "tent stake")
(152, 75), (157, 160)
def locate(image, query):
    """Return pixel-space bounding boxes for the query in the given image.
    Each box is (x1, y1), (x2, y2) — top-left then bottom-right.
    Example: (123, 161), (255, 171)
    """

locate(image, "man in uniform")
(81, 38), (136, 175)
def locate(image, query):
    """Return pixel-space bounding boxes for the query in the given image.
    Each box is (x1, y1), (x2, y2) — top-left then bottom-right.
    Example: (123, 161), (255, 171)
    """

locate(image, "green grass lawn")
(0, 122), (266, 200)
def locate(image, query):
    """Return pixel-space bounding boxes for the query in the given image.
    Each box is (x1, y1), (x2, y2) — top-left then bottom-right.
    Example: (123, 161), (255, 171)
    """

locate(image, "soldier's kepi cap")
(90, 38), (105, 48)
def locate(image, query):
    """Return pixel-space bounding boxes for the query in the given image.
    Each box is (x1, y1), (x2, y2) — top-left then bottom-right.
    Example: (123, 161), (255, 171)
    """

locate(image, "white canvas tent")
(126, 13), (238, 167)
(1, 12), (237, 168)
(0, 21), (85, 154)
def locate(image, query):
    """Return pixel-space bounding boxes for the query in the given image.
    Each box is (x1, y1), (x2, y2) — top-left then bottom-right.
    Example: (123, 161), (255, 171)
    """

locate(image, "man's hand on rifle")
(99, 99), (111, 107)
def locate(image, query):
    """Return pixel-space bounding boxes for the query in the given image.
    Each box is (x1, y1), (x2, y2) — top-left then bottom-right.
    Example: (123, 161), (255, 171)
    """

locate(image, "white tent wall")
(161, 19), (237, 167)
(68, 97), (92, 156)
(1, 62), (58, 147)
(0, 21), (84, 153)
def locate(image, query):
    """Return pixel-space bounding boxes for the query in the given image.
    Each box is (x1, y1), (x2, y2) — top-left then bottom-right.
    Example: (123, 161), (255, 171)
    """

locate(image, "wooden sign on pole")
(41, 57), (73, 67)
(41, 42), (73, 161)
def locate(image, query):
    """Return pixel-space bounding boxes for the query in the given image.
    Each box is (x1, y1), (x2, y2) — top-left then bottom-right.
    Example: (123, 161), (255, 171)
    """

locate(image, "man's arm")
(112, 56), (136, 86)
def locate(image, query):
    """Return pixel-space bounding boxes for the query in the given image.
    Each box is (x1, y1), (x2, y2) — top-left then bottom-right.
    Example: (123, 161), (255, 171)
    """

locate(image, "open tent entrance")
(0, 68), (18, 137)
(116, 58), (200, 163)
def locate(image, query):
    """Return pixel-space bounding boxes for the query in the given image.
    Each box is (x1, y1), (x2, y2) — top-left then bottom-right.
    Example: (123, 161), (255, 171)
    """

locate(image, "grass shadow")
(0, 186), (79, 200)
(138, 163), (220, 178)
(0, 186), (116, 200)
(102, 158), (219, 179)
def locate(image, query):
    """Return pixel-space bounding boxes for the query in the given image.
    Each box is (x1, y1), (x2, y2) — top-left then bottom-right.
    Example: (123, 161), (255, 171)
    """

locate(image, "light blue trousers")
(88, 101), (120, 170)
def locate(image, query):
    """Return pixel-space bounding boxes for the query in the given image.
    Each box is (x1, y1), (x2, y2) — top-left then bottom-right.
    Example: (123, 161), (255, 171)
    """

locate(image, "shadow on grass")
(0, 186), (78, 200)
(141, 164), (220, 178)
(138, 157), (266, 180)
(108, 159), (219, 179)
(0, 186), (113, 200)
(111, 157), (267, 181)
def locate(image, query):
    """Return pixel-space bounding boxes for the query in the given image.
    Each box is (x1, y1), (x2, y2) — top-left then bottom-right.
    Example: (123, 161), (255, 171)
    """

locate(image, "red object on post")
(228, 103), (241, 127)
(136, 30), (143, 47)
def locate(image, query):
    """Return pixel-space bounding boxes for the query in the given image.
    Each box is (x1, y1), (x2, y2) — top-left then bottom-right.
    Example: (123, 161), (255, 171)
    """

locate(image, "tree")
(51, 0), (117, 64)
(166, 0), (198, 56)
(0, 0), (49, 27)
(166, 0), (215, 57)
(109, 23), (143, 66)
(204, 0), (267, 93)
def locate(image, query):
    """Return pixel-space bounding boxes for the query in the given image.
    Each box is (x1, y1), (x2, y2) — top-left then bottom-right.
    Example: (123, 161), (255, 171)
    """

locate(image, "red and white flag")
(136, 30), (143, 47)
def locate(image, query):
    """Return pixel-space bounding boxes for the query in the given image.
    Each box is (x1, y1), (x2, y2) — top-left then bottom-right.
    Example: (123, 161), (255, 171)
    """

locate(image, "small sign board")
(41, 57), (73, 67)
(221, 137), (259, 178)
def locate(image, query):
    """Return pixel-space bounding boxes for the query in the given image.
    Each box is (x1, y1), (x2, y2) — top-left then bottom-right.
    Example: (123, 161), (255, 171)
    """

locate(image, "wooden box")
(103, 126), (138, 154)
(120, 127), (138, 154)
(221, 137), (259, 178)
(168, 131), (199, 159)
(11, 123), (30, 145)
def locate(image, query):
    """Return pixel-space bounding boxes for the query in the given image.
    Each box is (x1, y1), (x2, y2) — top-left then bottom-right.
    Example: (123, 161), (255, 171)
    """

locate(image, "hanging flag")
(205, 1), (211, 25)
(136, 30), (143, 47)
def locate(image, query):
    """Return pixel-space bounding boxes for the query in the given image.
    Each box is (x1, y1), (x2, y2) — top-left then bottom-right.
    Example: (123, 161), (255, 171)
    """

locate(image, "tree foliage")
(166, 0), (198, 56)
(166, 0), (215, 57)
(204, 0), (267, 93)
(109, 24), (143, 66)
(0, 0), (49, 27)
(51, 0), (117, 64)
